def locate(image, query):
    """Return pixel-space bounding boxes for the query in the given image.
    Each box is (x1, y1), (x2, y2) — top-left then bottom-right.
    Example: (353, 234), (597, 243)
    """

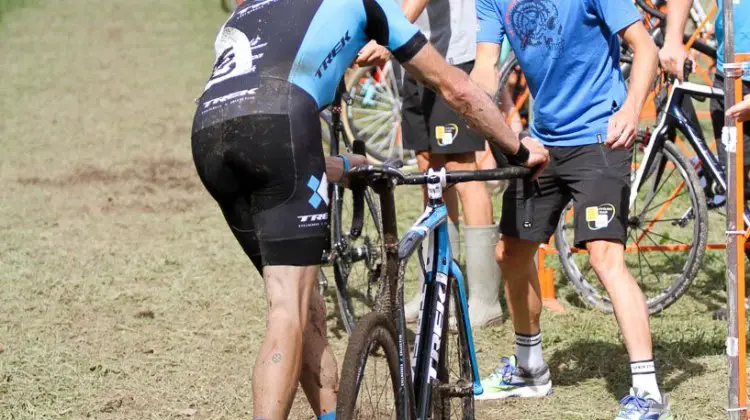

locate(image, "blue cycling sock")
(318, 412), (336, 420)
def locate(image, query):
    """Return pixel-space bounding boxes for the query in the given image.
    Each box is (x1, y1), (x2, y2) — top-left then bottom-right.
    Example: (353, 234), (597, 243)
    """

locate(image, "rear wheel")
(432, 275), (475, 420)
(554, 140), (708, 313)
(337, 312), (403, 420)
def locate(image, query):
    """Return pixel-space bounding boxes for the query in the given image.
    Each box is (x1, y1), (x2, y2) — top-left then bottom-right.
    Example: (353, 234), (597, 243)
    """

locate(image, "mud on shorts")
(501, 143), (632, 248)
(191, 79), (328, 271)
(401, 61), (485, 155)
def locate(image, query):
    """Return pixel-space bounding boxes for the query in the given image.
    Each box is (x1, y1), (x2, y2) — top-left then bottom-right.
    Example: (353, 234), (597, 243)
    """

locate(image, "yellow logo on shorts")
(435, 124), (459, 146)
(585, 204), (616, 230)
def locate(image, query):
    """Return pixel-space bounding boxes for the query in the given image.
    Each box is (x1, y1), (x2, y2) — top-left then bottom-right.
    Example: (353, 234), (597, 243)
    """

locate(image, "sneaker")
(615, 388), (673, 420)
(474, 355), (552, 400)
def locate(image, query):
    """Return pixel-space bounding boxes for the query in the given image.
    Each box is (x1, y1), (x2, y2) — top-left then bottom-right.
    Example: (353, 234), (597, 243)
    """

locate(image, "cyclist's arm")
(401, 0), (430, 23)
(403, 44), (535, 159)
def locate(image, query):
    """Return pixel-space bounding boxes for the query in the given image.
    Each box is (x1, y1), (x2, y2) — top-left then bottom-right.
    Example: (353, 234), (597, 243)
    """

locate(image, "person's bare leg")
(299, 283), (338, 417)
(252, 265), (319, 419)
(495, 236), (542, 335)
(587, 239), (663, 400)
(444, 153), (492, 225)
(587, 240), (652, 360)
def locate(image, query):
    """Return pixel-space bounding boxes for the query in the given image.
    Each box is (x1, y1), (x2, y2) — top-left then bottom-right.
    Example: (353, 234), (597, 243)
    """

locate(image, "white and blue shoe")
(615, 388), (673, 420)
(475, 355), (552, 400)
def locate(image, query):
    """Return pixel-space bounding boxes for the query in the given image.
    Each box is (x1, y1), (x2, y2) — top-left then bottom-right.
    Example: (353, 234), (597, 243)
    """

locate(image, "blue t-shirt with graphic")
(477, 0), (640, 146)
(716, 0), (750, 80)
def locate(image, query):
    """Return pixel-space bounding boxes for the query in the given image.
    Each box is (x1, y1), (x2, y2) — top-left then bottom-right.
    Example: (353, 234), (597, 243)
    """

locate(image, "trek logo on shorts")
(435, 124), (459, 146)
(585, 204), (616, 230)
(298, 212), (328, 229)
(307, 174), (329, 209)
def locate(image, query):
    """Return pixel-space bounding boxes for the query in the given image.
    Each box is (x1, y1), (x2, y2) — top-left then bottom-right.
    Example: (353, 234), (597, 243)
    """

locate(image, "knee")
(495, 236), (537, 269)
(267, 302), (304, 338)
(587, 240), (626, 280)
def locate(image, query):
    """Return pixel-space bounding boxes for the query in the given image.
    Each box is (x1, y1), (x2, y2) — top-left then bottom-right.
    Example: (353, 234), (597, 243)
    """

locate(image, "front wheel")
(554, 140), (708, 314)
(337, 312), (404, 420)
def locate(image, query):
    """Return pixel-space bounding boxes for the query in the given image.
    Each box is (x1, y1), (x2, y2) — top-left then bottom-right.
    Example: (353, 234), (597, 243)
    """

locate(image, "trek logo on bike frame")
(428, 272), (448, 380)
(315, 31), (352, 79)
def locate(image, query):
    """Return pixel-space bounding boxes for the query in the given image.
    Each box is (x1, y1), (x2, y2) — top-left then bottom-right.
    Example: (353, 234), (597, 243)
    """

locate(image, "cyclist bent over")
(191, 0), (549, 418)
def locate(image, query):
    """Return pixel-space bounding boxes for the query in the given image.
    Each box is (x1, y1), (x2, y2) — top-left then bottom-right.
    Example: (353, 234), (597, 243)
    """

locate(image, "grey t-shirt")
(404, 0), (477, 65)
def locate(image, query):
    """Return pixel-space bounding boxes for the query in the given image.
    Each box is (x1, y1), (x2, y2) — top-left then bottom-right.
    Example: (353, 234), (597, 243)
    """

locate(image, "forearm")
(624, 42), (659, 114)
(664, 0), (691, 46)
(469, 65), (499, 99)
(401, 0), (430, 22)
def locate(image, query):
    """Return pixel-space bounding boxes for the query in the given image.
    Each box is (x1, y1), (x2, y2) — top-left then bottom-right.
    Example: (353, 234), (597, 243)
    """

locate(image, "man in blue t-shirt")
(470, 0), (668, 418)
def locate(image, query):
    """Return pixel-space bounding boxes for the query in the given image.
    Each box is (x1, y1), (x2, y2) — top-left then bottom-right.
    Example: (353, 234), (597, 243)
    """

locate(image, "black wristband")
(506, 143), (530, 166)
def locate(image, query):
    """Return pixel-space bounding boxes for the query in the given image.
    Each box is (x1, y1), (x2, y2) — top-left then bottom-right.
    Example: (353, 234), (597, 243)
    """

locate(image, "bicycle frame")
(396, 169), (483, 419)
(630, 80), (750, 227)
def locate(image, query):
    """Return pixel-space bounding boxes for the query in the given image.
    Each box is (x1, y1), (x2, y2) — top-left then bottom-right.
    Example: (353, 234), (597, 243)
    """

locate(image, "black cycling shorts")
(401, 61), (485, 155)
(501, 143), (631, 248)
(191, 81), (328, 271)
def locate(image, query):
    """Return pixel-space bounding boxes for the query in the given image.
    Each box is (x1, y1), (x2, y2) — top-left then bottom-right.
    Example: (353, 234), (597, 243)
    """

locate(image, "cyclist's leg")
(193, 97), (337, 417)
(299, 281), (338, 417)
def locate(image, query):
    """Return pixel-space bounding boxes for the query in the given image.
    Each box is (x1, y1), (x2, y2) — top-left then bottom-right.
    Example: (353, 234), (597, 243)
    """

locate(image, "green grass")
(0, 0), (34, 23)
(0, 0), (745, 419)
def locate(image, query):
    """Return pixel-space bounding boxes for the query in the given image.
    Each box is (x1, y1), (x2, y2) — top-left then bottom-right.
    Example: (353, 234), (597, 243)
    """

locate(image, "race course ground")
(0, 1), (745, 418)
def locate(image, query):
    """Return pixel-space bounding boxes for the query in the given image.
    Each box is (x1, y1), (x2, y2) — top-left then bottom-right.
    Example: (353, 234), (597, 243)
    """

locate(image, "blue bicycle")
(337, 164), (533, 420)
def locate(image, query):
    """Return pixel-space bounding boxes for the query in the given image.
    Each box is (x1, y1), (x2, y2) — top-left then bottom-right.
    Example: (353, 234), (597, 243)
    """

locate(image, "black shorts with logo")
(191, 80), (328, 271)
(501, 143), (632, 248)
(401, 61), (485, 155)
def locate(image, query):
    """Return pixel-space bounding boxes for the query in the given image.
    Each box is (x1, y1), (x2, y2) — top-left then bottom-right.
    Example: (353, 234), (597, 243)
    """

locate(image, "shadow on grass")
(548, 334), (722, 399)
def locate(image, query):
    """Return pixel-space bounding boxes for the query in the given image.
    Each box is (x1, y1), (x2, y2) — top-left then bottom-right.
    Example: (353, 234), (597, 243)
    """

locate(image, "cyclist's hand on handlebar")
(356, 40), (391, 67)
(727, 94), (750, 123)
(606, 105), (638, 149)
(520, 136), (550, 179)
(659, 40), (688, 81)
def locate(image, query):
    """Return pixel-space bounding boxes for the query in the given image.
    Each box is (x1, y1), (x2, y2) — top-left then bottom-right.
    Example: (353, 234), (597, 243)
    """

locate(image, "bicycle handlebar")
(347, 164), (534, 186)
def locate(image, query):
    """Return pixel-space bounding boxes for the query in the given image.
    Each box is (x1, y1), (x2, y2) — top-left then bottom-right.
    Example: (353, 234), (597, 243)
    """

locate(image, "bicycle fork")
(410, 222), (483, 419)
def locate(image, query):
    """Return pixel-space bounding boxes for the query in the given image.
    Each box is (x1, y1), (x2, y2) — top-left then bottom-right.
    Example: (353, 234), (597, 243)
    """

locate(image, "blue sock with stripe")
(318, 411), (336, 420)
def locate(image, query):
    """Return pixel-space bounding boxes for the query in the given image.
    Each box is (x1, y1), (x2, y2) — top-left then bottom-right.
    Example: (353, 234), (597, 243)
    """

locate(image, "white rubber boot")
(404, 222), (461, 322)
(465, 225), (504, 327)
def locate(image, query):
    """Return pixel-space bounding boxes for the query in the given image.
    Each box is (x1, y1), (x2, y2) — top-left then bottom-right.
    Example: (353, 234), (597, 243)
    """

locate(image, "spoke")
(351, 107), (394, 116)
(637, 164), (677, 216)
(365, 117), (393, 145)
(642, 190), (688, 215)
(639, 228), (691, 246)
(643, 230), (687, 270)
(357, 112), (393, 136)
(352, 110), (394, 126)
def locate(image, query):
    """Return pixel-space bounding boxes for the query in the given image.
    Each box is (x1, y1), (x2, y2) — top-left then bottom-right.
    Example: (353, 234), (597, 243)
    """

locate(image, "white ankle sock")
(630, 360), (661, 402)
(515, 331), (544, 371)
